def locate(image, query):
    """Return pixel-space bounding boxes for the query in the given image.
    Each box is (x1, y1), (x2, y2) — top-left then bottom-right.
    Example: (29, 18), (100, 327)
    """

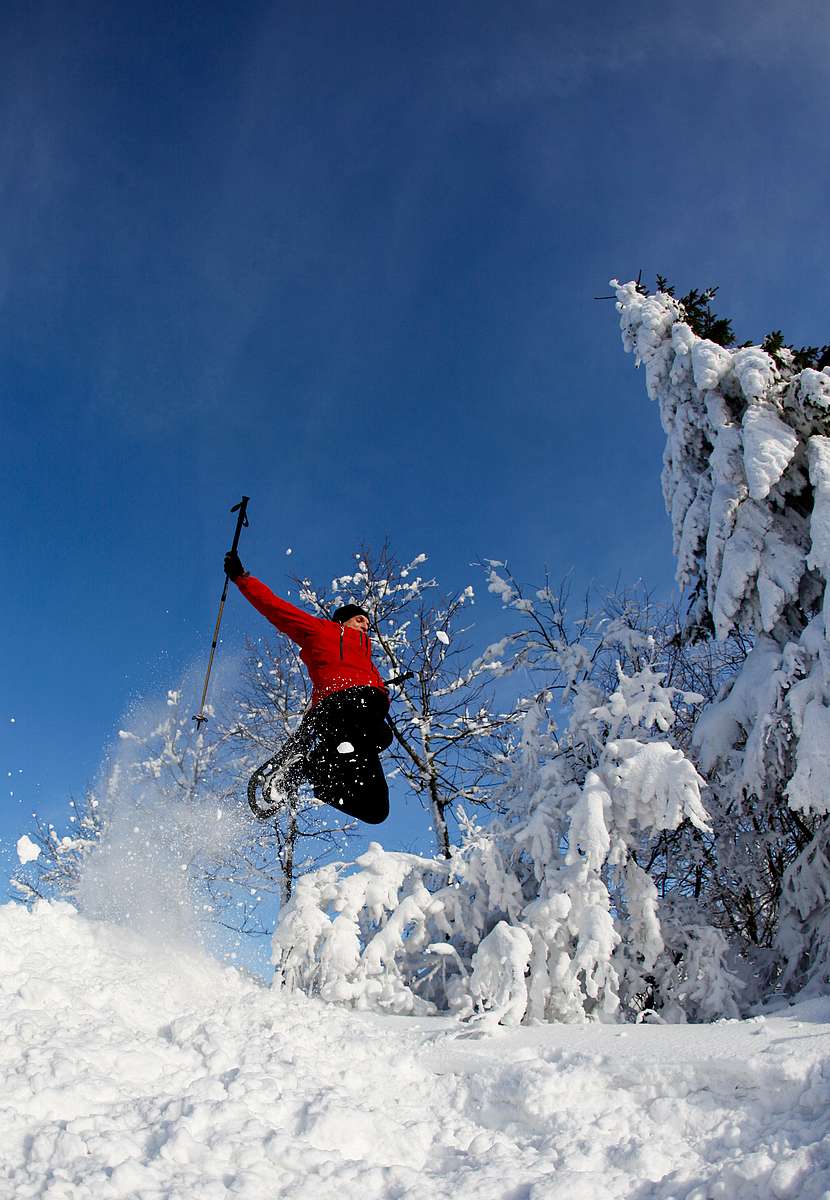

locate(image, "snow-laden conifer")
(614, 279), (830, 994)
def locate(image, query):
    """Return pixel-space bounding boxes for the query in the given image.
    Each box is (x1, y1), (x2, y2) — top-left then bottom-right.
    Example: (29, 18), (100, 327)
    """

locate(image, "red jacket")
(235, 574), (388, 708)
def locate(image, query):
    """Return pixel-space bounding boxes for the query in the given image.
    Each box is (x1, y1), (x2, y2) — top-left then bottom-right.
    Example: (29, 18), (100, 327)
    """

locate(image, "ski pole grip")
(229, 496), (250, 554)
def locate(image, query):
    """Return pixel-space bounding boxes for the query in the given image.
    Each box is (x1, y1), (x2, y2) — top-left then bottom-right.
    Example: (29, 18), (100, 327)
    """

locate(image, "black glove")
(224, 550), (245, 580)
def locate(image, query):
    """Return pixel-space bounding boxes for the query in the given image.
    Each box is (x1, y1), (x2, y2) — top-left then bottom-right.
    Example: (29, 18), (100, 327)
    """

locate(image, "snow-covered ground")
(2, 901), (830, 1200)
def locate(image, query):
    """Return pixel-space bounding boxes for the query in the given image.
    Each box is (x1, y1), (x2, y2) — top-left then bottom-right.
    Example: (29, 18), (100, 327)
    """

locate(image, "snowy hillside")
(3, 901), (830, 1198)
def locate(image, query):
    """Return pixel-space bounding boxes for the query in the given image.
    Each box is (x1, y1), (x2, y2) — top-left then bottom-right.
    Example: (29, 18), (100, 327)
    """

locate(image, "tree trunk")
(280, 810), (298, 904)
(429, 776), (451, 858)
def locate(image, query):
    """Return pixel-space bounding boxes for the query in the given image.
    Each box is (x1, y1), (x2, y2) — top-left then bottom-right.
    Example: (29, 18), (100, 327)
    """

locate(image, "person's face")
(345, 613), (369, 633)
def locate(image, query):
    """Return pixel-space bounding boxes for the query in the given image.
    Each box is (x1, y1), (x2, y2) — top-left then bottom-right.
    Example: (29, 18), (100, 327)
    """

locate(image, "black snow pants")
(272, 686), (392, 824)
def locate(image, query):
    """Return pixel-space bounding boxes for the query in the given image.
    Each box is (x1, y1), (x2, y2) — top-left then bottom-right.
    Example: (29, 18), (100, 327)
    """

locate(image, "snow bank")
(3, 899), (830, 1198)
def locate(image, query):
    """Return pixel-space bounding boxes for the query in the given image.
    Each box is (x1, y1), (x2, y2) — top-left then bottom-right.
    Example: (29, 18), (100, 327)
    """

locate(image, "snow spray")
(75, 671), (250, 955)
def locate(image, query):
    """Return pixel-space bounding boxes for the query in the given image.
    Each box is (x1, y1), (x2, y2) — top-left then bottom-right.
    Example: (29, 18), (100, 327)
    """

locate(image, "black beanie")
(331, 603), (369, 624)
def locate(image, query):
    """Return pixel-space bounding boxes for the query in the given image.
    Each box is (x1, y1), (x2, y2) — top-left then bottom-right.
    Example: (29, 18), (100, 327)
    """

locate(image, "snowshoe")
(247, 747), (304, 819)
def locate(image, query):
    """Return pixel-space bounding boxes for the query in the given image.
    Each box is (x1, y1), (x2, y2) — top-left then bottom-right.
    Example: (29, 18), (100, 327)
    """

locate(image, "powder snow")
(2, 900), (830, 1198)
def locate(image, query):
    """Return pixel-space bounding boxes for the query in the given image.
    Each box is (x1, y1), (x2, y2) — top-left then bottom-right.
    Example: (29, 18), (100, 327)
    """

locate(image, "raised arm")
(235, 575), (324, 646)
(224, 551), (324, 647)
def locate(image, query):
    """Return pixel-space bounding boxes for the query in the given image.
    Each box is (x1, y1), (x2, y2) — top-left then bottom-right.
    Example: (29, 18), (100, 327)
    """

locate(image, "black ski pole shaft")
(194, 496), (250, 727)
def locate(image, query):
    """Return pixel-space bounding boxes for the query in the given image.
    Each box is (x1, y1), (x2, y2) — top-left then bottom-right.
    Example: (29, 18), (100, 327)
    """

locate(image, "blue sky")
(3, 1), (829, 887)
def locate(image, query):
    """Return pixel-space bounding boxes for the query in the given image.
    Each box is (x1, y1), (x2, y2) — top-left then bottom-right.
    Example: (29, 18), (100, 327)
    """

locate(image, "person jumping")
(224, 549), (393, 824)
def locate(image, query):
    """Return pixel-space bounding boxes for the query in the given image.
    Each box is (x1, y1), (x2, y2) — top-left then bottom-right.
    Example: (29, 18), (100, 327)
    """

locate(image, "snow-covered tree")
(272, 828), (533, 1021)
(271, 578), (732, 1024)
(273, 843), (461, 1014)
(614, 277), (830, 996)
(478, 572), (726, 1023)
(296, 543), (515, 856)
(9, 789), (105, 904)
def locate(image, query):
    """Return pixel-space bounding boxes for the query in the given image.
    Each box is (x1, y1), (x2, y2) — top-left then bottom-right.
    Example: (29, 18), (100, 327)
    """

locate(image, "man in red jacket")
(224, 550), (392, 823)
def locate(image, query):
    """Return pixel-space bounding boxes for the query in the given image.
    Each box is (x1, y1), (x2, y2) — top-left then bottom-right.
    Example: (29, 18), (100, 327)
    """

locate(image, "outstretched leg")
(247, 722), (310, 819)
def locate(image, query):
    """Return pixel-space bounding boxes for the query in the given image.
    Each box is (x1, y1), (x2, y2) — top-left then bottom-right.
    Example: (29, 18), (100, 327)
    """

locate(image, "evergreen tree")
(613, 277), (830, 996)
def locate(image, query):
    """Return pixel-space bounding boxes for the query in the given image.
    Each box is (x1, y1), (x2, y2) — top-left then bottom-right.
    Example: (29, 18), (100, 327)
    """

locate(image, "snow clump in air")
(16, 834), (41, 864)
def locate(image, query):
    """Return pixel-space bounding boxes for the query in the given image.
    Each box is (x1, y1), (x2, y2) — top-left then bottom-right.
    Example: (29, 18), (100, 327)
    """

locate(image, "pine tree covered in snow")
(614, 277), (830, 996)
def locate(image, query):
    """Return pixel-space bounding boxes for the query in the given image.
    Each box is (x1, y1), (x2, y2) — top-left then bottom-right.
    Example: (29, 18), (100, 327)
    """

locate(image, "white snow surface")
(3, 901), (830, 1199)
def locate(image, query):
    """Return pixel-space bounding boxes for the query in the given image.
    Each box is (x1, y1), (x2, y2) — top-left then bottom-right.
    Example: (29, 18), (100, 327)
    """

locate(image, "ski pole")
(193, 496), (250, 728)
